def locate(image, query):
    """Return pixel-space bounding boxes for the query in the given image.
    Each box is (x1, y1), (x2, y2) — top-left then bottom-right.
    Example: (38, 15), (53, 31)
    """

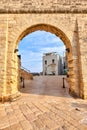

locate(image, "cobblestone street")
(0, 76), (87, 130)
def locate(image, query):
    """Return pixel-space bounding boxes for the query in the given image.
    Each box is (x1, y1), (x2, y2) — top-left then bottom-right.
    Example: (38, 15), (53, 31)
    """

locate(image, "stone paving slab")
(0, 76), (87, 130)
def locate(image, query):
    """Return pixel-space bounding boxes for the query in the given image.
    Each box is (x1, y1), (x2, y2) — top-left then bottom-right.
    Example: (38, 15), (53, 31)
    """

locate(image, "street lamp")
(63, 77), (65, 88)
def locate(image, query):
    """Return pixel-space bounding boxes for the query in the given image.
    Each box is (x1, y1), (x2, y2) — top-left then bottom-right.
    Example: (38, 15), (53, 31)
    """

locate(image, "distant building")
(62, 54), (68, 74)
(43, 52), (62, 75)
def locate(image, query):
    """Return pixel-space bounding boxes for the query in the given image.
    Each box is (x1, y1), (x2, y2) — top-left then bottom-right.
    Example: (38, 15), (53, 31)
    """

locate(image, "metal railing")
(21, 66), (30, 73)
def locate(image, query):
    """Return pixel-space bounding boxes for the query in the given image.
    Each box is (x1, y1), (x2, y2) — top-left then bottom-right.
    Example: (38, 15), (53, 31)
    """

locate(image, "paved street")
(0, 76), (87, 130)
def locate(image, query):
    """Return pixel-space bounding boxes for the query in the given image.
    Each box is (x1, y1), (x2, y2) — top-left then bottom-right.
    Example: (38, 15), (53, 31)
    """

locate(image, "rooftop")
(43, 52), (57, 56)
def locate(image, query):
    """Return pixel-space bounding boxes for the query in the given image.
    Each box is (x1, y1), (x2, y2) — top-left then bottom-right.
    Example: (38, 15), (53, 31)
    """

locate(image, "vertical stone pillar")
(0, 14), (21, 101)
(69, 20), (81, 97)
(78, 17), (87, 99)
(0, 15), (8, 101)
(17, 54), (21, 91)
(6, 42), (21, 101)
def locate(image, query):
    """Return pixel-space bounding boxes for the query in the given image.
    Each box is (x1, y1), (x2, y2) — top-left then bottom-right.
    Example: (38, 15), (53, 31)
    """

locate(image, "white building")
(43, 52), (62, 75)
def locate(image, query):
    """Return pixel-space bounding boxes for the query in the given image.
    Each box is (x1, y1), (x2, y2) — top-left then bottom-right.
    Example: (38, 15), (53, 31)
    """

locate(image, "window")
(45, 60), (47, 65)
(52, 59), (55, 63)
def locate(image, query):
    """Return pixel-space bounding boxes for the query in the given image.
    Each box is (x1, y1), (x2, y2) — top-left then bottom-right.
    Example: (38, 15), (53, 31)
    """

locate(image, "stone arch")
(4, 23), (80, 101)
(15, 24), (74, 95)
(16, 24), (72, 50)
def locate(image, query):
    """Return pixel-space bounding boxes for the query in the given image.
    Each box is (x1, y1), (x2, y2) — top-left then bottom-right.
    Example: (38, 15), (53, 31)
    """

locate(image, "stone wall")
(0, 1), (87, 100)
(0, 0), (87, 13)
(78, 17), (87, 99)
(0, 15), (8, 100)
(6, 13), (80, 100)
(20, 69), (33, 80)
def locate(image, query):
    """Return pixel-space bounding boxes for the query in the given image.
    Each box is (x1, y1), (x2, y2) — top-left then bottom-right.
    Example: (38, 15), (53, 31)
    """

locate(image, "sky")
(18, 31), (66, 73)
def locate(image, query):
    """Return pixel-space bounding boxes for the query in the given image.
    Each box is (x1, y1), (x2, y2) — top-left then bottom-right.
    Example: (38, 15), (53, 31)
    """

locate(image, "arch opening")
(16, 24), (72, 50)
(14, 24), (74, 97)
(18, 30), (67, 75)
(4, 23), (78, 102)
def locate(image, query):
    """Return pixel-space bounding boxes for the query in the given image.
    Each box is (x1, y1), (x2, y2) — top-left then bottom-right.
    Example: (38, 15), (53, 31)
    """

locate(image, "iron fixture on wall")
(14, 49), (18, 53)
(17, 55), (21, 59)
(66, 48), (70, 53)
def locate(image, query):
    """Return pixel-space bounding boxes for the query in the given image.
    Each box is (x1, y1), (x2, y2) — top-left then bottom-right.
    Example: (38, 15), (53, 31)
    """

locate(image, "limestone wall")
(77, 16), (87, 99)
(0, 15), (8, 100)
(7, 13), (79, 99)
(20, 69), (33, 80)
(0, 12), (87, 100)
(0, 0), (87, 13)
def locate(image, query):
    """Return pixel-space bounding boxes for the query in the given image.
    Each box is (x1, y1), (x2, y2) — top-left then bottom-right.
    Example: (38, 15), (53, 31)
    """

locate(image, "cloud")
(21, 51), (43, 72)
(21, 61), (42, 73)
(19, 30), (64, 48)
(40, 46), (66, 55)
(20, 50), (43, 72)
(20, 45), (65, 72)
(19, 30), (66, 72)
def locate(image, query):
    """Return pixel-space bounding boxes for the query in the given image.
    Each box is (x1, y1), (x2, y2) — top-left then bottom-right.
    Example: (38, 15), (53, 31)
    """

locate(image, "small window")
(52, 59), (55, 63)
(45, 60), (47, 64)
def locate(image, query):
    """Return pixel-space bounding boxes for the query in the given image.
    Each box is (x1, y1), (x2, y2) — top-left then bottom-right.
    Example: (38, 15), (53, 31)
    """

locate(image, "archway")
(4, 23), (80, 101)
(16, 24), (72, 49)
(14, 24), (75, 96)
(18, 30), (67, 75)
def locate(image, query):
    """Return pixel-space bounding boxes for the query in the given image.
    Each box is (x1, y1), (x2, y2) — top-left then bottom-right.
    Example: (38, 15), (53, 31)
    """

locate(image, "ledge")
(0, 9), (87, 14)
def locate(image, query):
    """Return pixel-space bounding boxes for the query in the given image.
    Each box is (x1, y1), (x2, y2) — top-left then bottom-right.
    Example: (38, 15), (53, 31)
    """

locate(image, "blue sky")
(18, 31), (65, 72)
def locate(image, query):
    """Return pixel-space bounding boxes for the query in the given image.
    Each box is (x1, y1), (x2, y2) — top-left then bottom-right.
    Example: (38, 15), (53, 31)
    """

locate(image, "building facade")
(43, 52), (62, 75)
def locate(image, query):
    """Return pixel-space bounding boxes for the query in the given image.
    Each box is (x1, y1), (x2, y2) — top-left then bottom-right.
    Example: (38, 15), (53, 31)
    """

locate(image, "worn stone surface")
(0, 76), (87, 130)
(0, 0), (87, 13)
(20, 69), (33, 80)
(0, 1), (87, 100)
